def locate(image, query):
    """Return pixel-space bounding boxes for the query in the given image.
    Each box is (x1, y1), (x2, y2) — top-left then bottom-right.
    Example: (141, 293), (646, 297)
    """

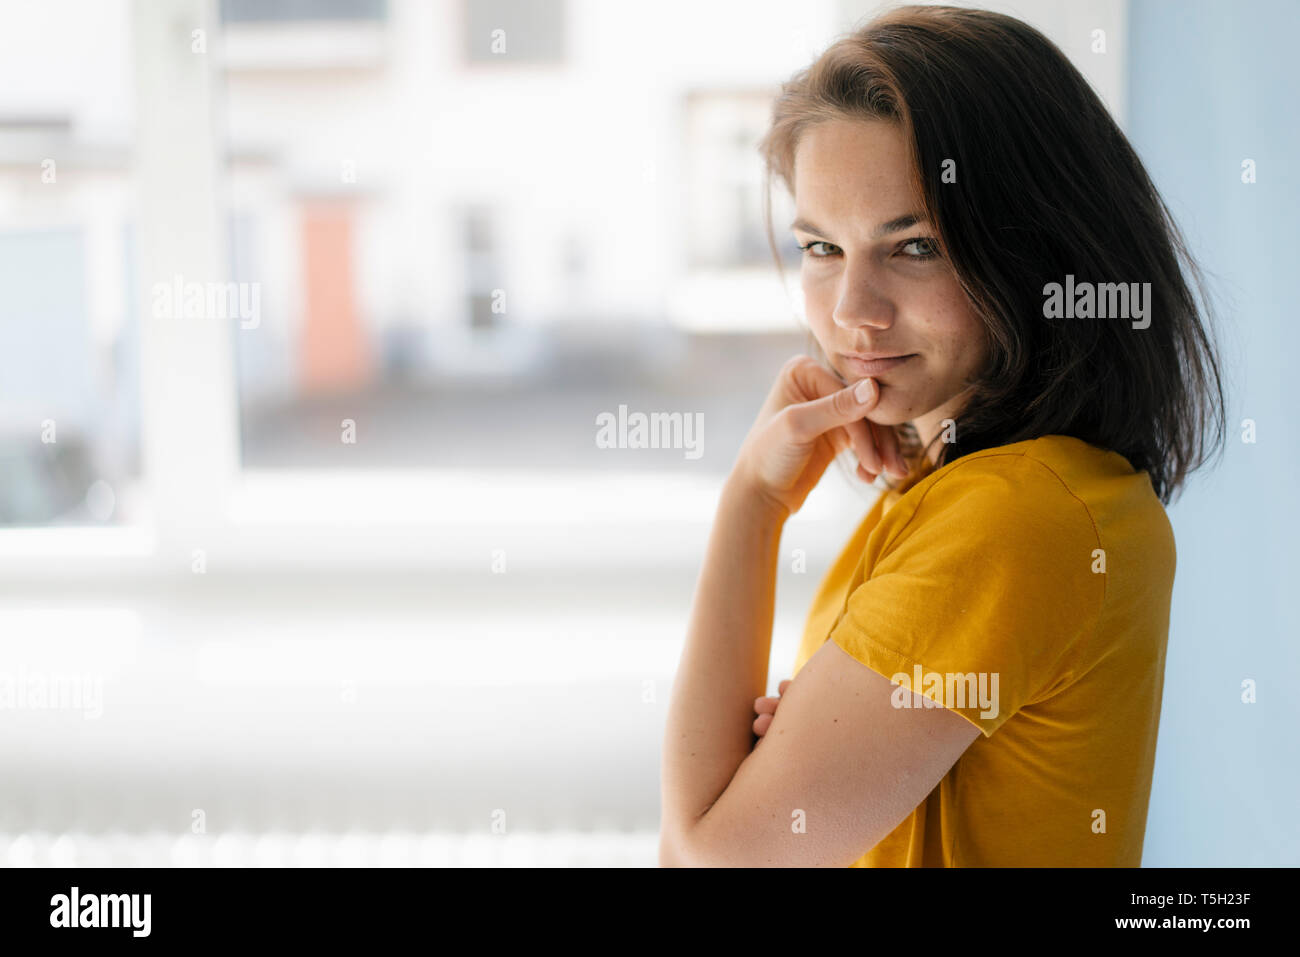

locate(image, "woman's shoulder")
(883, 434), (1161, 548)
(917, 435), (1155, 502)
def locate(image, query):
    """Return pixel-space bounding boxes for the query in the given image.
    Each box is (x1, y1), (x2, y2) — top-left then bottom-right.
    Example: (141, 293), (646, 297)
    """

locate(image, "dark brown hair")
(759, 4), (1227, 504)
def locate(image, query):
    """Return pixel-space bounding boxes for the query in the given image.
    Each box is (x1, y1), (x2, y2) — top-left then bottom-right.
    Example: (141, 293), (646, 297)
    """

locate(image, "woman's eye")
(797, 241), (839, 257)
(899, 237), (940, 259)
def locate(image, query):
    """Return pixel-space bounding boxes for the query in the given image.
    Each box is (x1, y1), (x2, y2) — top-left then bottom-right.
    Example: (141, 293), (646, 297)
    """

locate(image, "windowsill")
(219, 21), (388, 72)
(226, 467), (725, 525)
(666, 268), (803, 332)
(0, 467), (877, 577)
(0, 524), (157, 559)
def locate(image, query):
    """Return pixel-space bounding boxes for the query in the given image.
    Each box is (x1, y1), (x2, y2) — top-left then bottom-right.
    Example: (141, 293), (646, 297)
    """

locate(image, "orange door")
(299, 201), (372, 394)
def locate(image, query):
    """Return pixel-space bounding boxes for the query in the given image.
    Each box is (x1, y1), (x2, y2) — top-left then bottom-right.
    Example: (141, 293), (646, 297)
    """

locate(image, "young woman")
(659, 5), (1226, 866)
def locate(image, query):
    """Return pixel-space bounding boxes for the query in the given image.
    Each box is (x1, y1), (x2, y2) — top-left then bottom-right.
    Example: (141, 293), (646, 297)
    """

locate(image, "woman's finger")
(781, 376), (881, 445)
(755, 681), (793, 736)
(871, 419), (910, 478)
(782, 354), (855, 405)
(841, 414), (883, 476)
(781, 358), (885, 475)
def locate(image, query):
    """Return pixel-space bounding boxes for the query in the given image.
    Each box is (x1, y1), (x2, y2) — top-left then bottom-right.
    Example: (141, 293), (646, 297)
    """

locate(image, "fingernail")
(854, 378), (875, 403)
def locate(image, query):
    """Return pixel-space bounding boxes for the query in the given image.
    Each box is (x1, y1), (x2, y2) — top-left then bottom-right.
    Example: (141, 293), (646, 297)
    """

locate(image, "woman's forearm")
(659, 469), (788, 856)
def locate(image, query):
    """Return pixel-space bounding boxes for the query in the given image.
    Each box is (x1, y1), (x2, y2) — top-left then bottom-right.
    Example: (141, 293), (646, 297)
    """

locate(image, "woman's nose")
(832, 276), (895, 330)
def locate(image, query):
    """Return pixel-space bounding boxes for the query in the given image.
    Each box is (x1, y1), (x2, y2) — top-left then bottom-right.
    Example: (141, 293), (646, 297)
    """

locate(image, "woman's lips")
(840, 353), (915, 377)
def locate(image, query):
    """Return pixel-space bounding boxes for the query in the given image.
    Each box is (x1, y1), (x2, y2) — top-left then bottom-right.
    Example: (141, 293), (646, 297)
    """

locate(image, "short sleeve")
(828, 454), (1104, 736)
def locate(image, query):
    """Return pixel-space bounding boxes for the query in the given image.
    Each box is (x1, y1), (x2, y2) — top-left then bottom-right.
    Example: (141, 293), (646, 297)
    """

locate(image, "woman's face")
(791, 117), (988, 451)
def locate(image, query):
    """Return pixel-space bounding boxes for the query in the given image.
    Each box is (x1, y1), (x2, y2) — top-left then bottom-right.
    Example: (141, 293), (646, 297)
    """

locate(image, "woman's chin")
(865, 399), (911, 427)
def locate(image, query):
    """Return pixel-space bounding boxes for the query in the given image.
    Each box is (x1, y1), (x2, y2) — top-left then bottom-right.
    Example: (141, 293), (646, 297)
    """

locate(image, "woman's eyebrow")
(789, 213), (926, 239)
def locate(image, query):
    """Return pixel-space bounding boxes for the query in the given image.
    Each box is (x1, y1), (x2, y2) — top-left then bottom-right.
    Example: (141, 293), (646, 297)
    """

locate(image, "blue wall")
(1127, 0), (1300, 865)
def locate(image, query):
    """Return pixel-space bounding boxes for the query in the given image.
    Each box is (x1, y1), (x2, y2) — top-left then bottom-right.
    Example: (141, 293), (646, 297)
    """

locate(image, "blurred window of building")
(463, 0), (566, 64)
(220, 0), (388, 23)
(0, 3), (139, 528)
(684, 89), (798, 271)
(463, 205), (503, 332)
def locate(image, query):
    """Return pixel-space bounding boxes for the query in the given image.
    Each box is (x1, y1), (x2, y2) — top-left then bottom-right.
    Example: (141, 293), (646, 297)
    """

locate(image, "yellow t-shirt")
(791, 434), (1176, 866)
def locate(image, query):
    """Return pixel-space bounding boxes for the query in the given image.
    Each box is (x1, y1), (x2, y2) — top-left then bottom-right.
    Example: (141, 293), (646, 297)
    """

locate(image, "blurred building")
(0, 0), (1126, 521)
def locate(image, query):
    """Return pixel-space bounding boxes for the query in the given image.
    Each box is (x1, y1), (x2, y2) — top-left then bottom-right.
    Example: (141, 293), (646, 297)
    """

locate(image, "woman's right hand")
(753, 679), (792, 739)
(732, 355), (910, 518)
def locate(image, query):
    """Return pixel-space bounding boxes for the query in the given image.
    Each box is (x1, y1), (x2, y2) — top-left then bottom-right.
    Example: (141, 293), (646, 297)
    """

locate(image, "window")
(463, 206), (503, 331)
(220, 0), (387, 23)
(463, 0), (566, 64)
(0, 4), (139, 528)
(683, 90), (800, 271)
